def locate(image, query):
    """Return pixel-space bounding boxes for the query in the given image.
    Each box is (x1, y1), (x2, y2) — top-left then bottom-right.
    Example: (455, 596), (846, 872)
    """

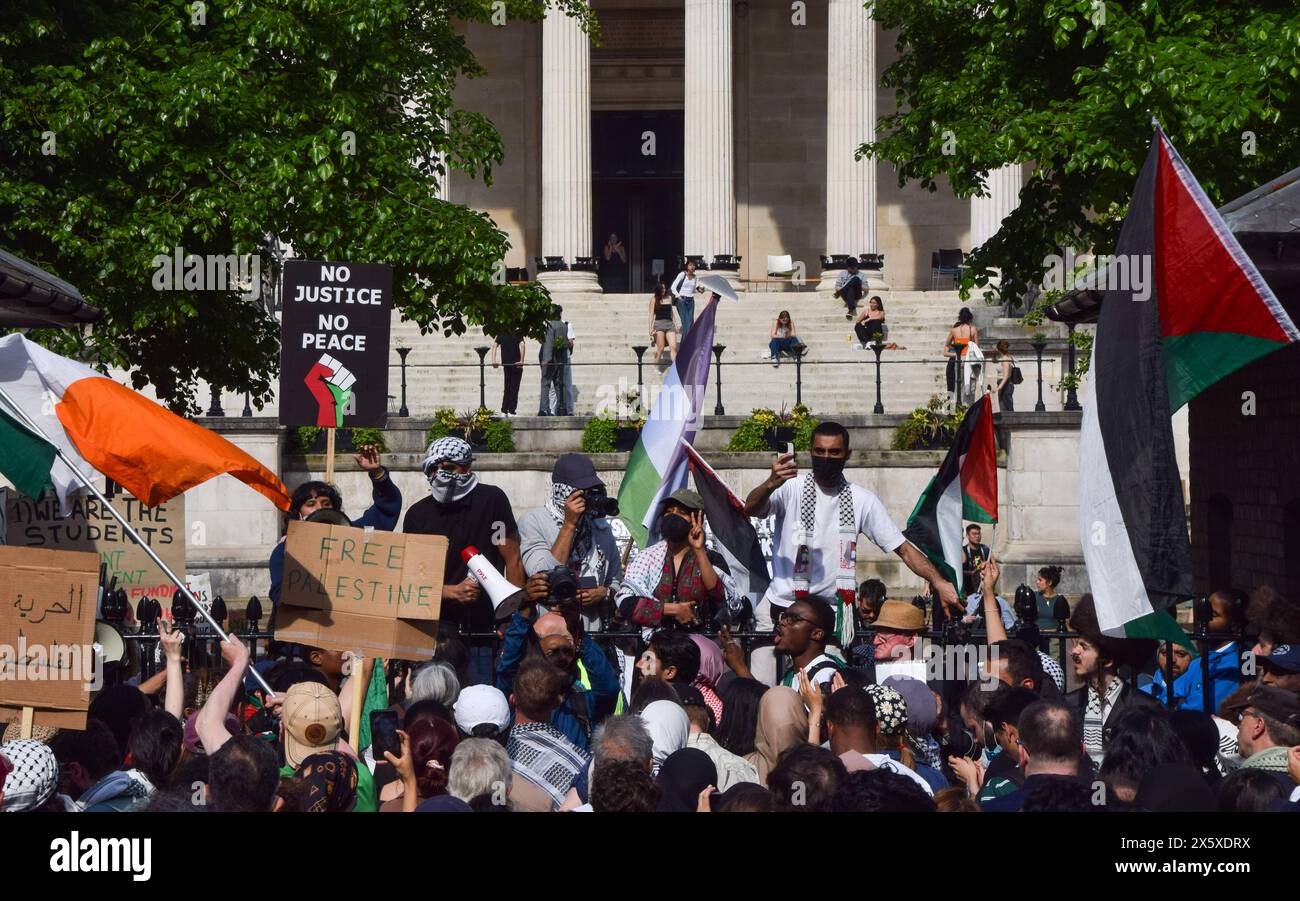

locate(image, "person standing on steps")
(490, 331), (525, 416)
(650, 280), (678, 366)
(537, 304), (571, 416)
(993, 339), (1016, 412)
(944, 307), (979, 404)
(670, 260), (700, 341)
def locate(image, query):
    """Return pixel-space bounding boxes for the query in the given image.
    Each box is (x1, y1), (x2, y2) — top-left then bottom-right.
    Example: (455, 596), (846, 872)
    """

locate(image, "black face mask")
(811, 455), (846, 484)
(661, 513), (691, 543)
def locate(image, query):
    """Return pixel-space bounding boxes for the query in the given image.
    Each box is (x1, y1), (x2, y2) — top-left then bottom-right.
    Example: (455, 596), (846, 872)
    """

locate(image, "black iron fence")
(370, 341), (1074, 418)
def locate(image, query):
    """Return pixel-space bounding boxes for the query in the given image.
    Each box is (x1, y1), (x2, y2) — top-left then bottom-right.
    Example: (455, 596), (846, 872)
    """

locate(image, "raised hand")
(687, 511), (706, 551)
(770, 451), (797, 485)
(354, 444), (382, 471)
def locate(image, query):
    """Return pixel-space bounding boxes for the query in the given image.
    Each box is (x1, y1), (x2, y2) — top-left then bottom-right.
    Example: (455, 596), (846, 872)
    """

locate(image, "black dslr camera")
(545, 566), (580, 605)
(583, 486), (619, 517)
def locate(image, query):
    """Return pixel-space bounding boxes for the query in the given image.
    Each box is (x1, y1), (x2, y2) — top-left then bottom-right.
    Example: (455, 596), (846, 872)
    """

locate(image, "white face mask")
(430, 469), (477, 503)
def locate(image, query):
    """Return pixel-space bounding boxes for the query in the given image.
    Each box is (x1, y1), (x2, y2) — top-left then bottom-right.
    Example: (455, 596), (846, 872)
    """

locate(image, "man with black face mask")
(404, 437), (524, 685)
(517, 454), (623, 631)
(614, 489), (749, 631)
(744, 421), (962, 686)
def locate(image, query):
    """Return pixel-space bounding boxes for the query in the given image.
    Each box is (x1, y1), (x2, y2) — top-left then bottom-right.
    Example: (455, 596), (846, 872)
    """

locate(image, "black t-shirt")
(495, 333), (522, 366)
(403, 484), (518, 631)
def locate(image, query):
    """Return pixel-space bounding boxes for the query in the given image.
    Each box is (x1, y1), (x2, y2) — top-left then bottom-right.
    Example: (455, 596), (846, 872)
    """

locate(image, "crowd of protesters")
(3, 430), (1299, 814)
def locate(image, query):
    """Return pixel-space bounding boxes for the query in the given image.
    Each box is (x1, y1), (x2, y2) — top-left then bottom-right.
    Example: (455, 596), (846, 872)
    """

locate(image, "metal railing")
(379, 341), (1072, 418)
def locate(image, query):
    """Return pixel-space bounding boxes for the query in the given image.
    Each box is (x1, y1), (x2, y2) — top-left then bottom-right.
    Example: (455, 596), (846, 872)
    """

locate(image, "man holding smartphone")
(744, 421), (962, 686)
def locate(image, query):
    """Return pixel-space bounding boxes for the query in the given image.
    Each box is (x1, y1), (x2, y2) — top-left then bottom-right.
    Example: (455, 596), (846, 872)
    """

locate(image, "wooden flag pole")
(19, 706), (34, 739)
(325, 427), (337, 483)
(349, 652), (365, 747)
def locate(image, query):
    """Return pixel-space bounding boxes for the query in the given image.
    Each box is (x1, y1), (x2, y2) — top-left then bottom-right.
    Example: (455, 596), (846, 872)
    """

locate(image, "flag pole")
(0, 385), (276, 697)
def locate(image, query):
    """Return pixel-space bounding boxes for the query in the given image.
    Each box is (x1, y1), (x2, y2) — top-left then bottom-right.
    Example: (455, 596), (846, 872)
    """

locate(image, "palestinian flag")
(1080, 128), (1299, 639)
(617, 299), (720, 547)
(0, 333), (290, 513)
(903, 392), (998, 599)
(680, 440), (771, 596)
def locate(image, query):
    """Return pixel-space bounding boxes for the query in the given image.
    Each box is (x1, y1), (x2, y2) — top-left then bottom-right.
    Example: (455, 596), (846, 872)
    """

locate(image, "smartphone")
(370, 710), (401, 762)
(784, 442), (794, 458)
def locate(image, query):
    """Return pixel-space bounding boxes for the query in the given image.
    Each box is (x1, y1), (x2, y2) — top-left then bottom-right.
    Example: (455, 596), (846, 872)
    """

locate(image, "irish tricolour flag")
(617, 299), (720, 548)
(903, 392), (998, 598)
(0, 333), (290, 512)
(1081, 128), (1299, 638)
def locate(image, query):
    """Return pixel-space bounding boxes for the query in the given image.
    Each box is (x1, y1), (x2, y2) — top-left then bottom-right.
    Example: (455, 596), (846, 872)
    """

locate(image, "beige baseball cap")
(282, 682), (343, 769)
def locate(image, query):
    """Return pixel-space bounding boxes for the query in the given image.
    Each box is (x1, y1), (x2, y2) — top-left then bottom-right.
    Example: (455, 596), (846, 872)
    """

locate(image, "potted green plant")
(426, 407), (494, 450)
(287, 425), (325, 454)
(614, 389), (646, 450)
(725, 404), (818, 452)
(345, 426), (388, 453)
(892, 395), (967, 450)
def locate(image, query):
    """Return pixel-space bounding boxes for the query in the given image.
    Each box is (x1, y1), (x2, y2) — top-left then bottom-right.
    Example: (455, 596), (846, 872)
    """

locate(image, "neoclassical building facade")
(445, 0), (1023, 292)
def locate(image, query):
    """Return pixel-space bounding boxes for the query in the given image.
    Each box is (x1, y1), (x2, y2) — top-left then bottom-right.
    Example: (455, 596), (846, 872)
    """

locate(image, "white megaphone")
(461, 545), (526, 622)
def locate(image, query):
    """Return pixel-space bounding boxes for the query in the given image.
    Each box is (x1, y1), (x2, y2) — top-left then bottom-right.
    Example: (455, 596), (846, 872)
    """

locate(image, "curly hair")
(590, 759), (660, 812)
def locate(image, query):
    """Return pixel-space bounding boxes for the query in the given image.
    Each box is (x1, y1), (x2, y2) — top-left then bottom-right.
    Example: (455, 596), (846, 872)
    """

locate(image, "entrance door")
(593, 110), (683, 294)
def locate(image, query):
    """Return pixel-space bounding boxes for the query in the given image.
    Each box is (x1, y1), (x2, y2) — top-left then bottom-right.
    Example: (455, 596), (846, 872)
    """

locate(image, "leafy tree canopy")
(865, 0), (1300, 306)
(0, 0), (596, 412)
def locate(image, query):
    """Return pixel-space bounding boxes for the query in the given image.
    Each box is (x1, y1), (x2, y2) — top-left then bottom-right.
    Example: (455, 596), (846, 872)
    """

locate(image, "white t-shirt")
(779, 653), (846, 690)
(762, 478), (906, 609)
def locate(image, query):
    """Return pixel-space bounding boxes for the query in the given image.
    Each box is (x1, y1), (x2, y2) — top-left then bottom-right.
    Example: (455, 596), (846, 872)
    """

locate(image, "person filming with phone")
(743, 421), (962, 686)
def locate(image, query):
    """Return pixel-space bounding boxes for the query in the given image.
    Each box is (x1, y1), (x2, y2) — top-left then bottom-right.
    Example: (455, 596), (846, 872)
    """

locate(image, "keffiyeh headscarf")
(793, 473), (857, 646)
(547, 481), (605, 578)
(422, 437), (478, 503)
(296, 752), (359, 813)
(0, 739), (58, 812)
(864, 684), (908, 736)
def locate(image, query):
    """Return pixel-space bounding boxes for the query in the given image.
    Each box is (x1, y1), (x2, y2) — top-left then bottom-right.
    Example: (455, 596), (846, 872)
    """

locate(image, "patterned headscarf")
(547, 480), (598, 570)
(864, 683), (908, 736)
(0, 739), (58, 812)
(295, 752), (358, 813)
(422, 437), (474, 473)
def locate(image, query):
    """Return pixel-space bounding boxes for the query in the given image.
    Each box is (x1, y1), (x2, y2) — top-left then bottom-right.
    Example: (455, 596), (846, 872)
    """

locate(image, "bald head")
(1017, 700), (1082, 774)
(533, 613), (572, 641)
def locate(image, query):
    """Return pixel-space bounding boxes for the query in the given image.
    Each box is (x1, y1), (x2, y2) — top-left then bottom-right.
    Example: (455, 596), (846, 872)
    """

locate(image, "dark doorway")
(593, 110), (683, 294)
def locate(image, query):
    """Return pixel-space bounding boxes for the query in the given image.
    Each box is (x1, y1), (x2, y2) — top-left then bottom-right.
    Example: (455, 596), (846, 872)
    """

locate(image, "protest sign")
(1, 488), (185, 614)
(0, 545), (99, 730)
(184, 572), (213, 616)
(279, 260), (392, 429)
(277, 520), (445, 660)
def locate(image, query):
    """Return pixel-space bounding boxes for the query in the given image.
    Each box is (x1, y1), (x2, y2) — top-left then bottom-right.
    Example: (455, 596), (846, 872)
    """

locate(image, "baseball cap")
(1258, 644), (1300, 675)
(1224, 683), (1300, 725)
(552, 453), (603, 491)
(283, 682), (344, 768)
(662, 488), (704, 512)
(453, 685), (512, 736)
(0, 739), (58, 812)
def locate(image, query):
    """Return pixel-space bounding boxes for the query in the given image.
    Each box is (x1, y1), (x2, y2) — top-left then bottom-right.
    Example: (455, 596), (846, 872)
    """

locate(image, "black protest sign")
(279, 260), (392, 428)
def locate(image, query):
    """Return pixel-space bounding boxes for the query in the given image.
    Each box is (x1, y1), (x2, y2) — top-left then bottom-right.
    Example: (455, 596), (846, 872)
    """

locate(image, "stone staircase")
(390, 288), (1071, 419)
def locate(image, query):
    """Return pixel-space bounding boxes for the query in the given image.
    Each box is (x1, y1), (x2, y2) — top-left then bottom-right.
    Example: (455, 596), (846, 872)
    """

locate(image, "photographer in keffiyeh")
(517, 454), (624, 631)
(743, 421), (962, 687)
(615, 489), (749, 632)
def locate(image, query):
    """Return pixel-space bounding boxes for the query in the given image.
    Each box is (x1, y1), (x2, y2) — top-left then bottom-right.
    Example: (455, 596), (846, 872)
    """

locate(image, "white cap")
(453, 685), (512, 736)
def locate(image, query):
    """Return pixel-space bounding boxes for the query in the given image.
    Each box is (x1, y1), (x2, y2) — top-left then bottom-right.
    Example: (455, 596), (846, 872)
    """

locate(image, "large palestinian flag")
(903, 392), (998, 599)
(1080, 128), (1299, 638)
(680, 440), (770, 596)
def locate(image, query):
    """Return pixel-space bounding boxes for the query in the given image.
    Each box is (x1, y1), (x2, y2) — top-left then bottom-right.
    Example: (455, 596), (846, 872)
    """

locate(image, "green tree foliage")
(0, 0), (597, 412)
(865, 0), (1300, 304)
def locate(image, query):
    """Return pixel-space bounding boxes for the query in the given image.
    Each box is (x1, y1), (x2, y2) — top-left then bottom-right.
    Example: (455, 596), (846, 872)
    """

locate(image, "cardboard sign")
(279, 260), (392, 428)
(1, 488), (185, 613)
(184, 572), (213, 615)
(0, 545), (99, 729)
(278, 520), (445, 660)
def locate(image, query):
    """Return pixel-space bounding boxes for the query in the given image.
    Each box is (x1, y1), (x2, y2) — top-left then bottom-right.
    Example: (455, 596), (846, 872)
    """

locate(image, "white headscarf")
(639, 700), (690, 772)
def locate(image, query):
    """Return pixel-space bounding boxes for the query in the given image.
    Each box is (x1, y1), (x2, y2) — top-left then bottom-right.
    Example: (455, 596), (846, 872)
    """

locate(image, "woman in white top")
(670, 260), (699, 340)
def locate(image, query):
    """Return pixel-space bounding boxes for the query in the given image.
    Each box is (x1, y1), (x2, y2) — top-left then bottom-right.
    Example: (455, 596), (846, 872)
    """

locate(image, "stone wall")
(187, 415), (1091, 604)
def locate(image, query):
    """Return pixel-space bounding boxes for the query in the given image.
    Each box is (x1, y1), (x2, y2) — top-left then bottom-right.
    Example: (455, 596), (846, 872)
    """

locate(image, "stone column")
(970, 163), (1022, 250)
(684, 0), (739, 289)
(819, 0), (877, 291)
(539, 6), (600, 292)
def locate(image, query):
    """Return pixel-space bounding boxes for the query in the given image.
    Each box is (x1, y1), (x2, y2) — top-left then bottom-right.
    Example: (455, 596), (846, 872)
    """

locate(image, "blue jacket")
(495, 611), (621, 751)
(1141, 643), (1243, 713)
(268, 472), (403, 608)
